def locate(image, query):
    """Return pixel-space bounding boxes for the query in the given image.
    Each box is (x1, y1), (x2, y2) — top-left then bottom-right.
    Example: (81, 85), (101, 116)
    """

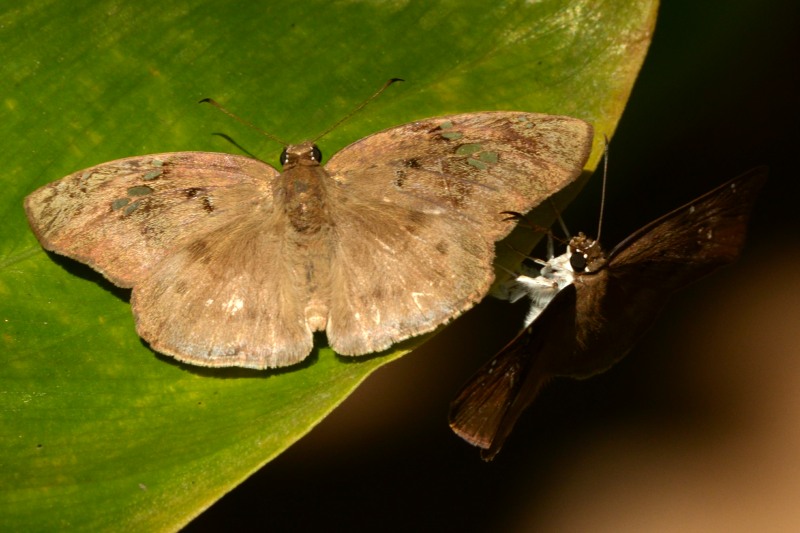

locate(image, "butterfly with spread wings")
(25, 111), (592, 369)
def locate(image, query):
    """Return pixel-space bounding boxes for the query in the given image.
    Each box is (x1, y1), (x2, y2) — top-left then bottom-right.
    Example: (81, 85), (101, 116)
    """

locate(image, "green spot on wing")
(441, 131), (463, 140)
(480, 151), (499, 163)
(127, 185), (154, 197)
(111, 198), (130, 210)
(151, 159), (164, 167)
(143, 170), (163, 180)
(455, 143), (482, 155)
(123, 199), (142, 215)
(467, 158), (487, 170)
(439, 120), (453, 129)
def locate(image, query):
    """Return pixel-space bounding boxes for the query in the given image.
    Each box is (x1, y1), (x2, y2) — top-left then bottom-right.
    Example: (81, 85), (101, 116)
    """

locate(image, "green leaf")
(0, 0), (657, 529)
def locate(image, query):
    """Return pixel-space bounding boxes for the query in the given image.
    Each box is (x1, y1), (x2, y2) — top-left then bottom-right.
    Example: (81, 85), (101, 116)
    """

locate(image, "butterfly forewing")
(24, 152), (278, 287)
(327, 113), (593, 243)
(607, 167), (768, 291)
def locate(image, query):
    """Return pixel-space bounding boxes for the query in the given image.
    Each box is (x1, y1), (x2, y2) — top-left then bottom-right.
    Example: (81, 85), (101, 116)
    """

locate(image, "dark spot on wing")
(185, 187), (204, 198)
(187, 240), (211, 263)
(407, 210), (428, 225)
(403, 158), (422, 169)
(140, 222), (164, 239)
(202, 197), (215, 213)
(435, 240), (449, 255)
(402, 210), (430, 235)
(394, 170), (406, 188)
(173, 281), (188, 295)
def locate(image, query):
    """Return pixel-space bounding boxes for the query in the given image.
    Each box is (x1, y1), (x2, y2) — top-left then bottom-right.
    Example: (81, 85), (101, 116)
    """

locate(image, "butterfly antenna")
(546, 199), (572, 240)
(311, 78), (404, 143)
(595, 134), (610, 243)
(199, 98), (289, 146)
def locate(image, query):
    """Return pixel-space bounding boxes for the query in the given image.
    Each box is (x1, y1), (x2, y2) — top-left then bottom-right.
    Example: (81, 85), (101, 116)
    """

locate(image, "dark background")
(188, 1), (800, 530)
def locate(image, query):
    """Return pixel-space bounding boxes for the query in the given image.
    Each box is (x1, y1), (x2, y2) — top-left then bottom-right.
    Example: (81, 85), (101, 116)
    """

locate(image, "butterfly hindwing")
(131, 215), (314, 368)
(450, 284), (579, 459)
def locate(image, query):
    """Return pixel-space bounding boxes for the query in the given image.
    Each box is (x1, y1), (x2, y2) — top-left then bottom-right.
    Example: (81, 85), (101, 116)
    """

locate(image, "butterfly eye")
(570, 252), (587, 272)
(311, 145), (323, 163)
(279, 148), (289, 166)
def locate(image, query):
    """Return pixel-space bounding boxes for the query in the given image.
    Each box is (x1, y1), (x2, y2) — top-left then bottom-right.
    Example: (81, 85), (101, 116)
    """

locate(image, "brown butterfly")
(449, 166), (768, 460)
(24, 111), (593, 369)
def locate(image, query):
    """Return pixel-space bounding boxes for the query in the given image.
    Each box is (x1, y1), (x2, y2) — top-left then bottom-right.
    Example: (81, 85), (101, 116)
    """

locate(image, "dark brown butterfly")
(449, 167), (768, 460)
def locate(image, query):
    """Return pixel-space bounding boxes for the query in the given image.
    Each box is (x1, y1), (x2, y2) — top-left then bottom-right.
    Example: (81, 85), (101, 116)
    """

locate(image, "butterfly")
(449, 166), (768, 460)
(25, 111), (593, 369)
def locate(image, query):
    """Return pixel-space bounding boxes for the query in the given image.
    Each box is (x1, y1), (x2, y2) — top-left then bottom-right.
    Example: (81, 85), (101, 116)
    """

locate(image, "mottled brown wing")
(130, 215), (313, 369)
(24, 152), (278, 287)
(325, 112), (592, 355)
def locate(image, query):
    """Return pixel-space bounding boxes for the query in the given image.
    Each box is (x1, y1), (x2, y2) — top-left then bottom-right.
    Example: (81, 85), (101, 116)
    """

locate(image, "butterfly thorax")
(276, 142), (329, 235)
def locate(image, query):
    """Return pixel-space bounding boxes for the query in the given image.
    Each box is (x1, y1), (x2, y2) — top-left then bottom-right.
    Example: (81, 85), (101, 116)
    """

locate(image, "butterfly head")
(280, 141), (323, 169)
(567, 233), (606, 273)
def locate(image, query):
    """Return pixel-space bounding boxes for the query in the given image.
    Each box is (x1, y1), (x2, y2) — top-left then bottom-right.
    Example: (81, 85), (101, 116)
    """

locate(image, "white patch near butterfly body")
(522, 252), (576, 327)
(502, 249), (577, 328)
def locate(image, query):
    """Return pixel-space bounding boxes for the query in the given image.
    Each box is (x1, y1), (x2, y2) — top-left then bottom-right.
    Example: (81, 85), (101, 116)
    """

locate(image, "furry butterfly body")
(25, 112), (592, 368)
(450, 167), (767, 459)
